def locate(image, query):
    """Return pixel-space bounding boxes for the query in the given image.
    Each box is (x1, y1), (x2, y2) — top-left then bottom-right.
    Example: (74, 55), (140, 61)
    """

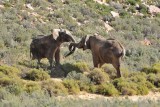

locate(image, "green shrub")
(119, 10), (131, 18)
(147, 73), (156, 84)
(41, 80), (68, 96)
(136, 83), (149, 95)
(113, 78), (138, 95)
(101, 64), (117, 79)
(152, 62), (160, 72)
(113, 74), (149, 95)
(139, 4), (148, 14)
(62, 63), (88, 76)
(141, 62), (160, 74)
(128, 72), (147, 83)
(63, 79), (80, 94)
(0, 65), (21, 77)
(147, 73), (160, 88)
(0, 76), (24, 95)
(97, 83), (119, 96)
(5, 84), (24, 95)
(146, 81), (155, 89)
(0, 72), (7, 78)
(66, 71), (90, 83)
(74, 62), (90, 73)
(141, 67), (158, 74)
(126, 0), (138, 5)
(121, 87), (137, 95)
(88, 68), (109, 85)
(66, 71), (91, 92)
(128, 6), (136, 13)
(0, 77), (16, 86)
(88, 84), (97, 93)
(24, 81), (41, 93)
(85, 0), (112, 15)
(78, 81), (90, 92)
(25, 69), (50, 81)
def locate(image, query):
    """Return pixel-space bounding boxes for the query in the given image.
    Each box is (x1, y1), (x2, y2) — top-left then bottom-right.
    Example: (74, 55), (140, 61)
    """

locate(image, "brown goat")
(30, 29), (75, 68)
(66, 35), (125, 78)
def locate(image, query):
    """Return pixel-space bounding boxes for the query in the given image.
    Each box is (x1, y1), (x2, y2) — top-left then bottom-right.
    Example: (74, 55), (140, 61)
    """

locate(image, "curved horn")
(69, 35), (75, 42)
(65, 43), (77, 57)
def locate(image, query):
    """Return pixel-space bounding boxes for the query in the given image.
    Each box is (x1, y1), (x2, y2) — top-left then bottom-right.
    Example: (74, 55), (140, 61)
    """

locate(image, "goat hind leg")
(36, 59), (41, 69)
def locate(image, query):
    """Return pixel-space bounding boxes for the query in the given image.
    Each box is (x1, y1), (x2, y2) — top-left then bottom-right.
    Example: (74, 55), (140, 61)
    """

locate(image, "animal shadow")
(18, 59), (49, 70)
(50, 63), (80, 78)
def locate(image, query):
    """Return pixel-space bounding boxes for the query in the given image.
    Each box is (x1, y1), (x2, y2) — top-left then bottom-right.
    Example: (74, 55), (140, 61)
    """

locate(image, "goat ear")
(84, 35), (90, 47)
(52, 29), (59, 40)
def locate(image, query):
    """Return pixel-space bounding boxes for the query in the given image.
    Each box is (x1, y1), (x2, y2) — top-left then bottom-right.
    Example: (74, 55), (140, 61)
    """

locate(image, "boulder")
(149, 5), (160, 15)
(111, 11), (119, 17)
(26, 4), (34, 10)
(104, 22), (114, 32)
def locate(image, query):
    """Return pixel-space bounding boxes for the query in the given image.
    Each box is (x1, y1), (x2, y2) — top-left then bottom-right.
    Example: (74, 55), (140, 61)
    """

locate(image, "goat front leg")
(55, 48), (60, 66)
(92, 52), (99, 68)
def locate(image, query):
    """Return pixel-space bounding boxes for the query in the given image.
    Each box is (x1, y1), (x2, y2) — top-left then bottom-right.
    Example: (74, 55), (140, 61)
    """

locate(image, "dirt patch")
(56, 91), (160, 102)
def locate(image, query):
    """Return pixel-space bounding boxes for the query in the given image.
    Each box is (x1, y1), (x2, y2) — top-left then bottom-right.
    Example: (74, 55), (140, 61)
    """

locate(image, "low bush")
(24, 81), (41, 93)
(119, 10), (131, 18)
(97, 83), (119, 96)
(66, 71), (90, 83)
(88, 68), (109, 85)
(41, 80), (68, 96)
(152, 62), (160, 72)
(141, 62), (160, 74)
(66, 71), (91, 92)
(126, 0), (140, 5)
(141, 67), (158, 74)
(121, 87), (137, 95)
(147, 73), (160, 87)
(128, 72), (147, 83)
(147, 73), (156, 84)
(5, 84), (24, 95)
(139, 4), (148, 14)
(0, 65), (21, 78)
(74, 62), (90, 73)
(63, 79), (80, 94)
(136, 83), (149, 95)
(0, 74), (24, 95)
(88, 84), (97, 93)
(113, 78), (138, 95)
(113, 76), (149, 95)
(25, 69), (50, 81)
(0, 77), (16, 86)
(101, 64), (117, 79)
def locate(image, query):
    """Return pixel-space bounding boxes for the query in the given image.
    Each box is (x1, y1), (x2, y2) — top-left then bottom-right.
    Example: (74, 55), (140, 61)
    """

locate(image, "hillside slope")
(1, 0), (160, 106)
(0, 0), (160, 71)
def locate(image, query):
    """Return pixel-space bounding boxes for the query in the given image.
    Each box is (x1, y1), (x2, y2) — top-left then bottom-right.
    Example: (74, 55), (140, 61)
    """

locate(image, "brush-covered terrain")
(0, 0), (160, 107)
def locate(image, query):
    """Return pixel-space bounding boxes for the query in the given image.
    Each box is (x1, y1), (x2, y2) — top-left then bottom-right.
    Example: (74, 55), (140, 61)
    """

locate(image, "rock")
(149, 5), (160, 15)
(111, 11), (119, 17)
(0, 4), (4, 9)
(104, 22), (114, 32)
(26, 4), (34, 10)
(140, 38), (152, 46)
(93, 0), (109, 5)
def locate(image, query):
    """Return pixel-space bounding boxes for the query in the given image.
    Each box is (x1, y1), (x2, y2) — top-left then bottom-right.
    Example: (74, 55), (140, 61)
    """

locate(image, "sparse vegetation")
(88, 68), (109, 85)
(24, 69), (50, 81)
(0, 0), (160, 106)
